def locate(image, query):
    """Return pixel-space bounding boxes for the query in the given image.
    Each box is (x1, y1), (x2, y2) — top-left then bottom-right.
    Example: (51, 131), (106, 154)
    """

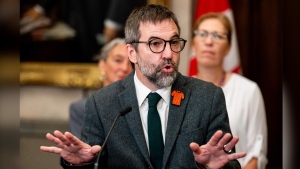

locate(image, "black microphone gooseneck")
(94, 107), (132, 169)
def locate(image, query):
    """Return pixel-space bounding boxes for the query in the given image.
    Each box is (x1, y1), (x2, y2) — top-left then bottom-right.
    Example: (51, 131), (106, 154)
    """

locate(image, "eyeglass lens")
(194, 30), (227, 41)
(149, 38), (186, 53)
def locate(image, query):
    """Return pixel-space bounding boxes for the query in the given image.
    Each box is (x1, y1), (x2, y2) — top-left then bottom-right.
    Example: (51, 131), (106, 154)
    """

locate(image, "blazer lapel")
(118, 73), (152, 166)
(163, 74), (190, 168)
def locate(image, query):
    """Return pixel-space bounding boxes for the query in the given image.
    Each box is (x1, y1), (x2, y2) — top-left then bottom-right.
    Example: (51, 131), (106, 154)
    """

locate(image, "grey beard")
(138, 58), (178, 89)
(149, 70), (177, 88)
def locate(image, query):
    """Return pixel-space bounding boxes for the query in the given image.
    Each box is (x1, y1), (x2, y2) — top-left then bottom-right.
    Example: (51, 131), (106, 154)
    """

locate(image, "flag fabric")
(188, 0), (241, 76)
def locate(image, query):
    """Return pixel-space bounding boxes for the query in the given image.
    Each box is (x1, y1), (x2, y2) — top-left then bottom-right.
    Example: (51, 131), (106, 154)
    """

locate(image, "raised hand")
(190, 130), (246, 169)
(40, 130), (101, 165)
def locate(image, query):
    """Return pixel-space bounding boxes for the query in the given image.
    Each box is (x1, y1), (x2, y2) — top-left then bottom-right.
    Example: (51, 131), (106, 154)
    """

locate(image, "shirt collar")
(134, 71), (171, 107)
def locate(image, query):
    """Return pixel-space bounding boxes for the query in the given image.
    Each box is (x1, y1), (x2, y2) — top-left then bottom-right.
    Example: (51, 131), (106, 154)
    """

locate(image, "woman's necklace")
(218, 71), (226, 87)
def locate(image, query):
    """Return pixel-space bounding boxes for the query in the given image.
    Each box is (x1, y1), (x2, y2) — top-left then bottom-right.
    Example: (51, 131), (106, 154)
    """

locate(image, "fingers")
(228, 152), (247, 161)
(53, 130), (72, 146)
(45, 133), (65, 148)
(40, 146), (62, 154)
(46, 130), (66, 148)
(222, 136), (239, 153)
(217, 133), (233, 148)
(188, 131), (245, 166)
(208, 130), (241, 155)
(91, 145), (101, 155)
(207, 130), (223, 146)
(189, 142), (200, 153)
(64, 131), (81, 146)
(45, 130), (73, 148)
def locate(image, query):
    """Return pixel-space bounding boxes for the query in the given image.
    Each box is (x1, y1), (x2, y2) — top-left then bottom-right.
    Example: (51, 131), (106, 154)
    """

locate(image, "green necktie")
(147, 92), (164, 169)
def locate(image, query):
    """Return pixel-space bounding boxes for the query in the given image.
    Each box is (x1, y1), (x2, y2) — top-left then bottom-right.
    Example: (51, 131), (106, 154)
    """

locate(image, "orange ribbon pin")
(171, 90), (184, 106)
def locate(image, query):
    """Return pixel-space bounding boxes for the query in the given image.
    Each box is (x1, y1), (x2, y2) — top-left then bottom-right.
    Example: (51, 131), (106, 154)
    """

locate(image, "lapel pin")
(171, 90), (184, 106)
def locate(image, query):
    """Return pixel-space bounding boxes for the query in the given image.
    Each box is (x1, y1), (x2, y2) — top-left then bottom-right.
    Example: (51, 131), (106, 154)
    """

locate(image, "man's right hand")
(40, 130), (101, 165)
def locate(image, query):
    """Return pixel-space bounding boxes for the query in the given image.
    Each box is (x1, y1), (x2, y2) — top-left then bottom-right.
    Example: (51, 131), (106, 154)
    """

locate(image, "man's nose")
(162, 43), (173, 58)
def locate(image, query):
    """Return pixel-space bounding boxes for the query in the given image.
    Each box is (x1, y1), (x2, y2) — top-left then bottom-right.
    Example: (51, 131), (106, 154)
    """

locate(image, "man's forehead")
(139, 20), (179, 37)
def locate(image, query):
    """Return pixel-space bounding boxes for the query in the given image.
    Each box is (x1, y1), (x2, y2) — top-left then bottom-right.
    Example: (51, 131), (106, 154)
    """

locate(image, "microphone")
(94, 107), (132, 169)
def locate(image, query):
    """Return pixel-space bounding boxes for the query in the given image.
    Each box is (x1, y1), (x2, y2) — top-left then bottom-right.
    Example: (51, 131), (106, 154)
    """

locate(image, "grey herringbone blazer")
(61, 72), (241, 169)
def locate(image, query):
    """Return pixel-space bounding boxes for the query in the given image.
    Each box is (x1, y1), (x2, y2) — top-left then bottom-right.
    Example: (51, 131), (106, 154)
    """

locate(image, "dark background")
(230, 0), (299, 168)
(230, 0), (282, 168)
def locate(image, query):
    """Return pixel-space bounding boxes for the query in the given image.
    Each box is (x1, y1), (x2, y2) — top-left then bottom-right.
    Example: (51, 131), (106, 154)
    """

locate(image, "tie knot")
(148, 92), (161, 107)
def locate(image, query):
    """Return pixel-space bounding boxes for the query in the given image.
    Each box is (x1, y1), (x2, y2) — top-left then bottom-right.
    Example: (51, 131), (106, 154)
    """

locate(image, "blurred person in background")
(20, 0), (146, 62)
(191, 12), (268, 169)
(69, 38), (133, 139)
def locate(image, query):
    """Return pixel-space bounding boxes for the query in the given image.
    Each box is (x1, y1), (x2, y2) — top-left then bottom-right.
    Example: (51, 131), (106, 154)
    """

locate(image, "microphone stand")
(94, 107), (132, 169)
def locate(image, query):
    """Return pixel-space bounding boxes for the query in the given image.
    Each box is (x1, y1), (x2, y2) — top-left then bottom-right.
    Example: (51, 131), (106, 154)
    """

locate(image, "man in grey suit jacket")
(40, 4), (246, 169)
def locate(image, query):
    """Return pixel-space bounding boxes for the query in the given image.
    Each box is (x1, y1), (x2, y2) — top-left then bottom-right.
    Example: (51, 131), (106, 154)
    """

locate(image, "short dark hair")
(124, 4), (181, 49)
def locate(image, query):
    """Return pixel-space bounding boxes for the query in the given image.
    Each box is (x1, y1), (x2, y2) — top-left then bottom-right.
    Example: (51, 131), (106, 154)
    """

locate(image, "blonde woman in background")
(191, 13), (268, 169)
(69, 38), (133, 139)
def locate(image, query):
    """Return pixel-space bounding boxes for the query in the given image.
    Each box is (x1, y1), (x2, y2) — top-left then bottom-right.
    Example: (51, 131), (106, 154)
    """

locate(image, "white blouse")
(222, 73), (268, 169)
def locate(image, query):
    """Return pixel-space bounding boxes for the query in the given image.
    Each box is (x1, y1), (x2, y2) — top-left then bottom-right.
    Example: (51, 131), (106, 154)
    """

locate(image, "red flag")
(188, 0), (241, 76)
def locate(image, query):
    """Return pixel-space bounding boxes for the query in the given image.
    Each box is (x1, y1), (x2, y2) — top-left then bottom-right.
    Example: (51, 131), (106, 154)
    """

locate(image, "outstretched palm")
(40, 130), (101, 165)
(190, 130), (246, 169)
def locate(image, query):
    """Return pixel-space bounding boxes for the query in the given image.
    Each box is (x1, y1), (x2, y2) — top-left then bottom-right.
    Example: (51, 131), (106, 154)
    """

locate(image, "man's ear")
(127, 44), (138, 64)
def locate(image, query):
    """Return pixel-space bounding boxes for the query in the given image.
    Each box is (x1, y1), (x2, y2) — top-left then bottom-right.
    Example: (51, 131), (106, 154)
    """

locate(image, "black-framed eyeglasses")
(194, 30), (227, 42)
(131, 37), (187, 53)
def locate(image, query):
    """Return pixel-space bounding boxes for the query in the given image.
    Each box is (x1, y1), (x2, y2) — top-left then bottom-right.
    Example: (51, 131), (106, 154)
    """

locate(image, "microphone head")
(119, 107), (132, 116)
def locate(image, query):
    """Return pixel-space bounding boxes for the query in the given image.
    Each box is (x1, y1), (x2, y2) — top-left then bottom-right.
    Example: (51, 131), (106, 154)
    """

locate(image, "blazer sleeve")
(60, 157), (95, 169)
